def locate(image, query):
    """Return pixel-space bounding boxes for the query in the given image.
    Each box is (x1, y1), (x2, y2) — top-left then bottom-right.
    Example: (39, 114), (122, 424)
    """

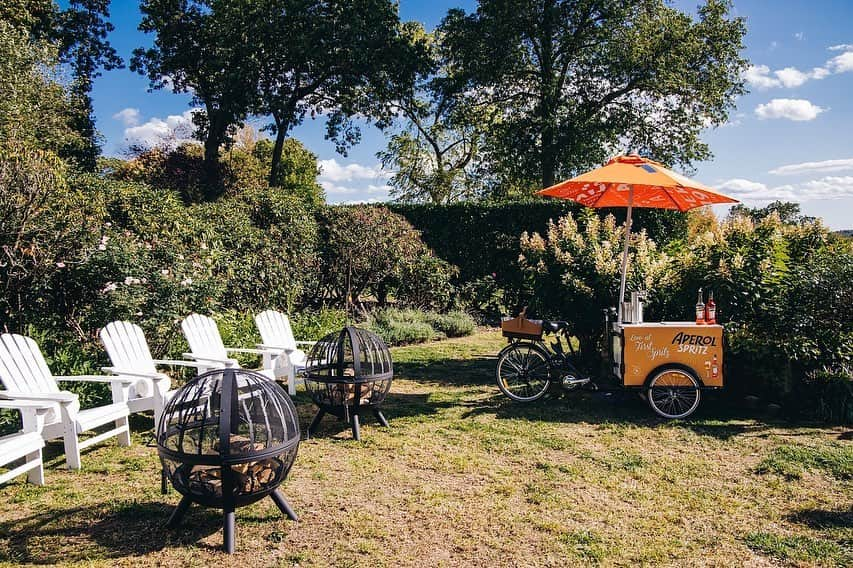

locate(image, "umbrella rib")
(665, 185), (688, 212)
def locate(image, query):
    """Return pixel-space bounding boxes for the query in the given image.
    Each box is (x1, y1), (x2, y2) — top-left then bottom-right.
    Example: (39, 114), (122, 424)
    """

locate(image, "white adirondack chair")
(100, 321), (211, 427)
(0, 398), (52, 486)
(0, 334), (133, 470)
(180, 314), (277, 379)
(254, 310), (315, 395)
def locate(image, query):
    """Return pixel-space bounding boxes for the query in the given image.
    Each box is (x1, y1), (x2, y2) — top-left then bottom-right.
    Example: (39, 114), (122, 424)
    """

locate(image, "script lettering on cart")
(629, 333), (670, 361)
(671, 332), (717, 354)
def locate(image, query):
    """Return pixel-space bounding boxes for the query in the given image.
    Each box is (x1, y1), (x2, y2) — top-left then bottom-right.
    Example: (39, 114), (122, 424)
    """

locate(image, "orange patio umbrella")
(537, 154), (739, 321)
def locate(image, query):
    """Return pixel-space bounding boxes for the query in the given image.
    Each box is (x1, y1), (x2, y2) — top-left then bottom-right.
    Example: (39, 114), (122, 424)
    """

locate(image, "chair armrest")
(182, 353), (239, 366)
(152, 359), (211, 369)
(294, 341), (317, 346)
(55, 375), (137, 385)
(101, 367), (169, 381)
(256, 344), (295, 354)
(224, 347), (268, 355)
(0, 391), (78, 403)
(0, 399), (55, 410)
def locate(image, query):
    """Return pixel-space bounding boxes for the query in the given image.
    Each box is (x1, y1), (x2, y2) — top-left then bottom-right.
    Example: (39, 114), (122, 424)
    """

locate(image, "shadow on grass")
(389, 351), (816, 440)
(787, 508), (853, 530)
(293, 392), (462, 440)
(394, 356), (496, 387)
(0, 500), (232, 563)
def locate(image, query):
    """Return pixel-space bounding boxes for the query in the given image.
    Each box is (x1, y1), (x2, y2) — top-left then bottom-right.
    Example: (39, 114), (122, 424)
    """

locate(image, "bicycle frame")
(502, 328), (585, 384)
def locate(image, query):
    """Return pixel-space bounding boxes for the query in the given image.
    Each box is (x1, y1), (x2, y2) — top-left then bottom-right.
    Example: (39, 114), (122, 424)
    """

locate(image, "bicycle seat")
(542, 320), (570, 333)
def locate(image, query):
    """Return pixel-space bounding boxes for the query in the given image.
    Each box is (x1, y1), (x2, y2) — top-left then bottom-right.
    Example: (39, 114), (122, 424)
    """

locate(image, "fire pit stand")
(157, 369), (300, 553)
(304, 326), (393, 441)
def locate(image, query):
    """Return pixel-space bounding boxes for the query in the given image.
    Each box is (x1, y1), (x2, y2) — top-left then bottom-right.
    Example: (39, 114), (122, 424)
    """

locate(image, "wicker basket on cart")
(501, 314), (544, 340)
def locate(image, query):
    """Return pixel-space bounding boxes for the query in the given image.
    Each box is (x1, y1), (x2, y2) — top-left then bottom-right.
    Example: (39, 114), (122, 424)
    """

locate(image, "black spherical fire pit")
(305, 326), (392, 440)
(157, 369), (299, 553)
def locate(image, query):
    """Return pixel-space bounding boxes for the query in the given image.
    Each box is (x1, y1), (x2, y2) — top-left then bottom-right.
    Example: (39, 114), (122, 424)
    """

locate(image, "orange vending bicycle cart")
(609, 318), (724, 418)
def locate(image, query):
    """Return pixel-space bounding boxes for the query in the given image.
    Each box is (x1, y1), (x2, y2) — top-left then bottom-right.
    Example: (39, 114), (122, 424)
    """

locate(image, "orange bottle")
(695, 288), (705, 325)
(705, 290), (716, 324)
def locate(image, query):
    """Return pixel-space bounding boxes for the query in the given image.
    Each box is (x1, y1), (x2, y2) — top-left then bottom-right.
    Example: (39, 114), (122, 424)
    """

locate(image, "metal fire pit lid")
(157, 368), (300, 465)
(305, 326), (393, 383)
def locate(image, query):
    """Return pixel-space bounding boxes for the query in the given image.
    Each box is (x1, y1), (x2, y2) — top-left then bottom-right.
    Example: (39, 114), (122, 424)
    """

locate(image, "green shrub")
(796, 369), (853, 424)
(366, 307), (475, 345)
(519, 209), (672, 363)
(367, 308), (437, 345)
(290, 308), (348, 341)
(391, 254), (458, 311)
(663, 210), (853, 408)
(314, 205), (455, 309)
(423, 310), (476, 338)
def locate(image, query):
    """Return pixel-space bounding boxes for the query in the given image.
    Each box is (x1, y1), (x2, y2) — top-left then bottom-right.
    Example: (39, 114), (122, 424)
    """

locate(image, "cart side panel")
(622, 324), (724, 387)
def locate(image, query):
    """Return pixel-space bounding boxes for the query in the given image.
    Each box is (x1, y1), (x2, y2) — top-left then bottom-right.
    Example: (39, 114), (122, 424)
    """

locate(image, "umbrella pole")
(617, 187), (634, 323)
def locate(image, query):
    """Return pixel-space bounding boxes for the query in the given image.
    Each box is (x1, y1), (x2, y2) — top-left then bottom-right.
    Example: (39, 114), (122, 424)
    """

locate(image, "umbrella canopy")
(537, 154), (739, 211)
(536, 154), (739, 322)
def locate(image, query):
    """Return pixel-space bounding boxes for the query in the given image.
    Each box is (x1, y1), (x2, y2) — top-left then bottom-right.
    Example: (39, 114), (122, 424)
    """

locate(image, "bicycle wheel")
(496, 343), (551, 402)
(646, 366), (701, 419)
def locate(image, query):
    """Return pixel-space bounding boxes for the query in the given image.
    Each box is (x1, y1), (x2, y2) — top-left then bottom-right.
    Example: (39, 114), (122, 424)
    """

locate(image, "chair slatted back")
(100, 321), (158, 374)
(0, 334), (59, 394)
(255, 310), (296, 351)
(181, 314), (228, 360)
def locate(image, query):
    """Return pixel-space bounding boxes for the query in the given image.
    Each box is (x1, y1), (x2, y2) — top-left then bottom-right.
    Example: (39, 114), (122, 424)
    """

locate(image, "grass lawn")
(1, 329), (851, 567)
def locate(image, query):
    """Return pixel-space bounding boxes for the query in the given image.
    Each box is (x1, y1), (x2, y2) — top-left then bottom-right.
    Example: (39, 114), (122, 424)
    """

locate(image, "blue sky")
(82, 1), (853, 229)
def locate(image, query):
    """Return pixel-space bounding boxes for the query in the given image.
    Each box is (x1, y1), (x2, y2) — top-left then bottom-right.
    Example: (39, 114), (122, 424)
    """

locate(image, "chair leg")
(64, 428), (82, 470)
(26, 450), (44, 485)
(288, 367), (296, 396)
(116, 416), (131, 447)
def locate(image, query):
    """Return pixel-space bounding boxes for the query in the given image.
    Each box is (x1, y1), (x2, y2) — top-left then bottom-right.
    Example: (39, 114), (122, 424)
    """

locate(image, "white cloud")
(112, 108), (141, 127)
(123, 109), (199, 149)
(744, 47), (852, 90)
(319, 180), (359, 195)
(718, 176), (853, 203)
(744, 64), (830, 89)
(769, 157), (853, 176)
(754, 98), (825, 121)
(794, 32), (804, 41)
(743, 65), (781, 89)
(318, 159), (389, 182)
(827, 50), (853, 73)
(718, 178), (769, 194)
(317, 159), (392, 201)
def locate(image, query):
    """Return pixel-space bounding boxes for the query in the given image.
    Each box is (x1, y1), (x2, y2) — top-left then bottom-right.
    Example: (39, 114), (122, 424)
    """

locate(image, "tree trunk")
(539, 1), (557, 190)
(202, 111), (224, 199)
(541, 127), (556, 189)
(268, 115), (293, 187)
(268, 128), (286, 187)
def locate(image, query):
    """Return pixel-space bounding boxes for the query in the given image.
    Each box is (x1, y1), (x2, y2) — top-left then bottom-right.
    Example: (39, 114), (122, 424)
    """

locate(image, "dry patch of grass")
(0, 329), (851, 567)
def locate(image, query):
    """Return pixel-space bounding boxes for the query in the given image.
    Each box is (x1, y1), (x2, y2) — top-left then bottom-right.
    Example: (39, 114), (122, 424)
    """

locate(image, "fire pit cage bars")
(305, 326), (392, 440)
(157, 368), (299, 553)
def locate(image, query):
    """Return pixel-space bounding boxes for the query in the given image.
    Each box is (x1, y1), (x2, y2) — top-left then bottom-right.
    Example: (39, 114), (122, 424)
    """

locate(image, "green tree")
(729, 201), (814, 225)
(55, 0), (124, 169)
(0, 21), (84, 155)
(1, 0), (122, 169)
(377, 26), (490, 204)
(131, 0), (257, 195)
(243, 0), (429, 186)
(440, 0), (747, 191)
(314, 206), (443, 313)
